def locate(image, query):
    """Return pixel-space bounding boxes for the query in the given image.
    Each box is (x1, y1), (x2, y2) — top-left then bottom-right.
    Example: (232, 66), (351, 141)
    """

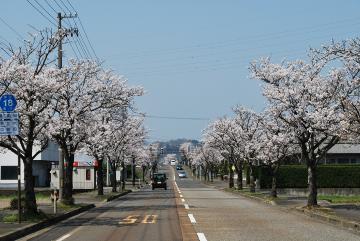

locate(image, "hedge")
(245, 164), (360, 189)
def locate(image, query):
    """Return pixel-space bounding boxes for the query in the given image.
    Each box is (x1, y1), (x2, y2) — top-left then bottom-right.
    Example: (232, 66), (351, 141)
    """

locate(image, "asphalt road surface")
(20, 165), (182, 241)
(174, 170), (360, 241)
(19, 165), (360, 241)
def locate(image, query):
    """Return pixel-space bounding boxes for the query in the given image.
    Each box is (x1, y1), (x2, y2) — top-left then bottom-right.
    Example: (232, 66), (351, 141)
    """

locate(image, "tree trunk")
(307, 163), (318, 206)
(121, 161), (125, 192)
(142, 166), (146, 182)
(132, 157), (136, 187)
(270, 165), (279, 198)
(111, 163), (117, 192)
(229, 164), (234, 188)
(97, 159), (104, 196)
(249, 164), (255, 193)
(62, 152), (74, 205)
(236, 164), (243, 190)
(270, 176), (277, 198)
(23, 158), (37, 214)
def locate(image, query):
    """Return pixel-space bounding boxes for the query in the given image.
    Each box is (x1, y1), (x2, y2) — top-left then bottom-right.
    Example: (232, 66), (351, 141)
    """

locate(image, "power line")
(65, 0), (99, 62)
(0, 16), (24, 40)
(134, 114), (210, 121)
(26, 0), (57, 27)
(33, 0), (58, 23)
(107, 17), (360, 60)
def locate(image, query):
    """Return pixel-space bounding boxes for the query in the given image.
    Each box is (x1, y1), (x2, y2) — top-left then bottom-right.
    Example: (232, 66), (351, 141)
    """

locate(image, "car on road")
(178, 170), (187, 178)
(176, 165), (183, 170)
(170, 160), (177, 166)
(151, 173), (167, 190)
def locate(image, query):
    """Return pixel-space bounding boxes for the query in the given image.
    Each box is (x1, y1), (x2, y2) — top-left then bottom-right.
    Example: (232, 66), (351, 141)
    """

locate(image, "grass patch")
(318, 195), (360, 204)
(0, 192), (51, 200)
(57, 202), (82, 211)
(2, 211), (48, 223)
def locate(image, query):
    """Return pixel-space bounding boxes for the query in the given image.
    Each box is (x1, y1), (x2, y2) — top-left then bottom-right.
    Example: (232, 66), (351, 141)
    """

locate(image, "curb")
(295, 207), (360, 233)
(0, 204), (95, 241)
(106, 190), (132, 202)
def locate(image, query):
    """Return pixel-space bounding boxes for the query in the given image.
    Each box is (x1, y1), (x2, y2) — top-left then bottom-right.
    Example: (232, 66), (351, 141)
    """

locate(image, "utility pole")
(57, 12), (78, 201)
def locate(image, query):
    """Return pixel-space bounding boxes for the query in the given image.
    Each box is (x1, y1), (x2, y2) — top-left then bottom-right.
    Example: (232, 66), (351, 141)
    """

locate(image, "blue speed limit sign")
(0, 94), (17, 112)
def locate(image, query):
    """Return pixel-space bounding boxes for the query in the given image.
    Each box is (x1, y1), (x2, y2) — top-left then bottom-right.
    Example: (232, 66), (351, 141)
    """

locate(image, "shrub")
(10, 197), (25, 210)
(257, 164), (360, 189)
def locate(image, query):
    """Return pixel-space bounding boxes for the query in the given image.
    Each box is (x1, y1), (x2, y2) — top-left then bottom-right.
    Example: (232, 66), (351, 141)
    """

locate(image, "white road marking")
(55, 233), (71, 241)
(181, 198), (185, 202)
(184, 204), (189, 209)
(197, 233), (208, 241)
(188, 214), (196, 223)
(180, 194), (183, 197)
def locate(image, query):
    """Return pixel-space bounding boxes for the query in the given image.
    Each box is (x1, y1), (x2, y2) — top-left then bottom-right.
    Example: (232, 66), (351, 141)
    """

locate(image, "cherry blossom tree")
(0, 31), (61, 214)
(250, 57), (347, 206)
(256, 114), (296, 197)
(49, 60), (143, 204)
(104, 114), (146, 192)
(203, 117), (239, 189)
(179, 142), (193, 167)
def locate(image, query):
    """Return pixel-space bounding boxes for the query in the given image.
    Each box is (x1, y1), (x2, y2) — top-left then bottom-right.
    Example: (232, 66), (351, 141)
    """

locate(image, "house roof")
(327, 144), (360, 154)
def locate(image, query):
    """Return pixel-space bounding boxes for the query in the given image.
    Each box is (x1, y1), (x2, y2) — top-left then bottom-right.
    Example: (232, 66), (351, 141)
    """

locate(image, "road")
(19, 165), (360, 241)
(174, 169), (360, 241)
(20, 165), (183, 241)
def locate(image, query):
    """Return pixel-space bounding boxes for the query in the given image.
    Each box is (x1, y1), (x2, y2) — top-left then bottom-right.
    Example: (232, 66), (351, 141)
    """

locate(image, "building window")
(1, 166), (17, 180)
(86, 169), (91, 180)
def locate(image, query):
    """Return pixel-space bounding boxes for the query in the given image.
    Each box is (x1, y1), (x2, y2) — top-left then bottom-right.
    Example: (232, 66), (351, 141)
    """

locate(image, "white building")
(50, 153), (97, 190)
(0, 141), (59, 189)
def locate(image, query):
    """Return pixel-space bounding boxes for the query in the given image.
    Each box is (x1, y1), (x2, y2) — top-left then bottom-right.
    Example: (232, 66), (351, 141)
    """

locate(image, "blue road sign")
(0, 94), (17, 112)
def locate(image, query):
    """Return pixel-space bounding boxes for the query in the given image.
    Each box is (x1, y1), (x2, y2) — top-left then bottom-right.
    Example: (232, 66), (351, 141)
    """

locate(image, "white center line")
(184, 204), (189, 209)
(180, 194), (183, 197)
(197, 233), (208, 241)
(181, 198), (185, 202)
(55, 233), (71, 241)
(188, 214), (196, 223)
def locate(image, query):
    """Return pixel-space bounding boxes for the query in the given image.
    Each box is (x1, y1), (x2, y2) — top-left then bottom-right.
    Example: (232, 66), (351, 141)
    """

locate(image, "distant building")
(322, 143), (360, 164)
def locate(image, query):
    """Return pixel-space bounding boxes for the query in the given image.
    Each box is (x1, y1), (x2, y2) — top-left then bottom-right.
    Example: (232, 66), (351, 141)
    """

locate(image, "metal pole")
(17, 149), (21, 223)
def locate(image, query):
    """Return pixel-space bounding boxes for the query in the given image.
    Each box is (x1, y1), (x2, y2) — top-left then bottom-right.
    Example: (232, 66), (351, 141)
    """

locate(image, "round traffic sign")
(0, 94), (17, 112)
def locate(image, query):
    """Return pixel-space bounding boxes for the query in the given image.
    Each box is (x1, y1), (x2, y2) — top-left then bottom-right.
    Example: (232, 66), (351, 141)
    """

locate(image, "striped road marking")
(197, 233), (208, 241)
(188, 214), (196, 223)
(184, 204), (189, 209)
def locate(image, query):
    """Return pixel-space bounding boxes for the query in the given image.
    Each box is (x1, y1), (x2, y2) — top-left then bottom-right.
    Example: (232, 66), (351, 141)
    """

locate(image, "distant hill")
(152, 138), (200, 158)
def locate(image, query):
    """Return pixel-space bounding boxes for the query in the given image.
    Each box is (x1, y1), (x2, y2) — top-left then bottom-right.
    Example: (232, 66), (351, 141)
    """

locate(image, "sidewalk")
(0, 184), (136, 238)
(184, 167), (360, 231)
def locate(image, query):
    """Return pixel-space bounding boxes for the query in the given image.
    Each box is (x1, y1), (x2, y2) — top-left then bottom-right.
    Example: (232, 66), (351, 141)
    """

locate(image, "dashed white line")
(181, 198), (185, 202)
(55, 233), (71, 241)
(197, 233), (208, 241)
(184, 204), (189, 209)
(188, 214), (196, 223)
(180, 194), (183, 197)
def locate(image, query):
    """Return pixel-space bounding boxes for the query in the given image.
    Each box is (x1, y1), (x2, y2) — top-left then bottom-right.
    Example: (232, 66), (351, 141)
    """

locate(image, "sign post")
(0, 94), (20, 222)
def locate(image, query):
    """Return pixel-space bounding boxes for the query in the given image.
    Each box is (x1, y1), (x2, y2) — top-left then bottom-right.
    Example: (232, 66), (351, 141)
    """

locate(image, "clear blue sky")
(1, 0), (360, 141)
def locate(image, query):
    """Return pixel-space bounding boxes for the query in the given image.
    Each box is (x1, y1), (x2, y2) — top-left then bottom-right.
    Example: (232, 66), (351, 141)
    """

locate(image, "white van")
(170, 160), (176, 166)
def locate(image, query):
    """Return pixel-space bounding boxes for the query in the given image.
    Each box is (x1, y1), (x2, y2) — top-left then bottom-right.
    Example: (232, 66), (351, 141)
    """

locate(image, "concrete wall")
(278, 188), (360, 196)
